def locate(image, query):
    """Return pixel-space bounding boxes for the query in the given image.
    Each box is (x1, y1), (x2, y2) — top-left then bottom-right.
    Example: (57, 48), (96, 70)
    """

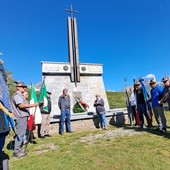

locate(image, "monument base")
(47, 110), (128, 134)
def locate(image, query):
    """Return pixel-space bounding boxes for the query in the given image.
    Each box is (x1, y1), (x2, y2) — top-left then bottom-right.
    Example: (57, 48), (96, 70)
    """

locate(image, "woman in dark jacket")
(94, 94), (107, 129)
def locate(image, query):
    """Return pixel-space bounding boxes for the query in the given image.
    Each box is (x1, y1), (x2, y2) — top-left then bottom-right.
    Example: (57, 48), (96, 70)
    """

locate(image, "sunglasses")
(17, 86), (27, 88)
(163, 80), (168, 83)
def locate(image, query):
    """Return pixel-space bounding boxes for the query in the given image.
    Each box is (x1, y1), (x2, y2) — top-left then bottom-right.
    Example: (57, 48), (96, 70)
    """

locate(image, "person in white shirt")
(129, 88), (137, 126)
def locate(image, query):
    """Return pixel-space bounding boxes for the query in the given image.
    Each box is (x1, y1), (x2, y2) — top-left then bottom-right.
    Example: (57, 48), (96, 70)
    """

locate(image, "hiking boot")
(13, 151), (27, 158)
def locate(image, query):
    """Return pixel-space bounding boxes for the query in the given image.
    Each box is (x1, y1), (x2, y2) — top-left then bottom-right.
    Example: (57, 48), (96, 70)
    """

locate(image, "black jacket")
(136, 88), (146, 105)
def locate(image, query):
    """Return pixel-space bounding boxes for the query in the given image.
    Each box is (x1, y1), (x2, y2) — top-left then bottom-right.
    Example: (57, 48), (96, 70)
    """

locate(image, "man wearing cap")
(162, 76), (170, 110)
(58, 88), (72, 135)
(39, 91), (52, 138)
(149, 79), (167, 132)
(11, 82), (39, 158)
(135, 81), (150, 128)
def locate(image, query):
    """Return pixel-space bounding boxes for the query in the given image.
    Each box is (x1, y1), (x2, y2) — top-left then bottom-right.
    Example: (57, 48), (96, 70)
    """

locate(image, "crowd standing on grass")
(1, 59), (170, 163)
(126, 77), (170, 133)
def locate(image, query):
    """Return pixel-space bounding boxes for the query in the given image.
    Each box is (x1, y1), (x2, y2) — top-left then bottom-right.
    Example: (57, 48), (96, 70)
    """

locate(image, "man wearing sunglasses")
(149, 79), (167, 132)
(162, 76), (170, 111)
(11, 82), (39, 158)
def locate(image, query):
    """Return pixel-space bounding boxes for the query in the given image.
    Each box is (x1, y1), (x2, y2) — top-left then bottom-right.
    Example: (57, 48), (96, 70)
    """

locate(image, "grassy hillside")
(106, 91), (126, 109)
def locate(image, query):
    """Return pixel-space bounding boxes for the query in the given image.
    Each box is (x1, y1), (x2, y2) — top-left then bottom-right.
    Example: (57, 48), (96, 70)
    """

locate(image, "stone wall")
(47, 114), (129, 134)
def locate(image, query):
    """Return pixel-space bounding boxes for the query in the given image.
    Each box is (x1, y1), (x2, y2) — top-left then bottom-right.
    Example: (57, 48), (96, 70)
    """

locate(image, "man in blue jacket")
(149, 79), (167, 132)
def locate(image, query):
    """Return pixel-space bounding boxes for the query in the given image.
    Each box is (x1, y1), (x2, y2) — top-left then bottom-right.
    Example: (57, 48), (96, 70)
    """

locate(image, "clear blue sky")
(0, 0), (170, 91)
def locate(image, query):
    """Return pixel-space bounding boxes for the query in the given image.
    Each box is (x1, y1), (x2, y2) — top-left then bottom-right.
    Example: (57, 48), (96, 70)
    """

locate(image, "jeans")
(97, 113), (107, 128)
(60, 109), (71, 133)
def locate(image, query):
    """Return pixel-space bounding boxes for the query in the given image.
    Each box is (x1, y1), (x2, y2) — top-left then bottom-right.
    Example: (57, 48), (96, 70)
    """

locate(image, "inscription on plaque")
(42, 63), (71, 73)
(80, 65), (103, 74)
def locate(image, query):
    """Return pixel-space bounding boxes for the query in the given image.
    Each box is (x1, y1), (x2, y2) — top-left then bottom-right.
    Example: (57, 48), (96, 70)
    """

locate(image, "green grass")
(5, 76), (170, 169)
(106, 92), (126, 109)
(3, 112), (170, 170)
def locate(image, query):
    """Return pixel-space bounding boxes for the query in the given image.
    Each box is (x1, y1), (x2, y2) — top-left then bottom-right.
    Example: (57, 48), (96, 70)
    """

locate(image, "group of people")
(0, 75), (108, 161)
(127, 76), (170, 133)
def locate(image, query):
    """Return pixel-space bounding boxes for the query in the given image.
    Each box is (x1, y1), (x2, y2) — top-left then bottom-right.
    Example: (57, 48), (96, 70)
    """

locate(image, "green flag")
(39, 82), (48, 112)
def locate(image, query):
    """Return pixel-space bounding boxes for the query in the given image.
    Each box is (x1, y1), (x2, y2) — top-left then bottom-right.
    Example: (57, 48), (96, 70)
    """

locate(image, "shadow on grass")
(122, 125), (170, 139)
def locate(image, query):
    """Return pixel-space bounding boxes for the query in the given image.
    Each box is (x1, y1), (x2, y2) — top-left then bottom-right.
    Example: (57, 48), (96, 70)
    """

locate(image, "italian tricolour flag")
(27, 84), (42, 131)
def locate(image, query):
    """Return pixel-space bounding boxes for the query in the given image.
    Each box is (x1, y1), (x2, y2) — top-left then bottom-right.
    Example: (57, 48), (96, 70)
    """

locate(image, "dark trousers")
(0, 136), (5, 158)
(131, 105), (137, 125)
(138, 104), (150, 126)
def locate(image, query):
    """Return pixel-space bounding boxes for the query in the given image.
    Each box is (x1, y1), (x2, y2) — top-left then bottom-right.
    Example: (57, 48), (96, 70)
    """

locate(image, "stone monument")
(41, 4), (109, 122)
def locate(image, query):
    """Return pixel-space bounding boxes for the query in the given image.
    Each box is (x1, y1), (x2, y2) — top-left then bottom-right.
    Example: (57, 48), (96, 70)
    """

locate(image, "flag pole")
(24, 103), (38, 153)
(24, 83), (38, 152)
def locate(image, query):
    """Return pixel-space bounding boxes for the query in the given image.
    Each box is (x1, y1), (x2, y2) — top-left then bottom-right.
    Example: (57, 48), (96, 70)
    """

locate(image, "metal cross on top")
(64, 0), (80, 86)
(64, 1), (79, 18)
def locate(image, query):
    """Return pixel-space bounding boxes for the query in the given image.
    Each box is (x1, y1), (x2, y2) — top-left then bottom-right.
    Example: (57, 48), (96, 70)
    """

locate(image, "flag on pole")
(28, 84), (42, 132)
(39, 81), (48, 113)
(139, 79), (153, 127)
